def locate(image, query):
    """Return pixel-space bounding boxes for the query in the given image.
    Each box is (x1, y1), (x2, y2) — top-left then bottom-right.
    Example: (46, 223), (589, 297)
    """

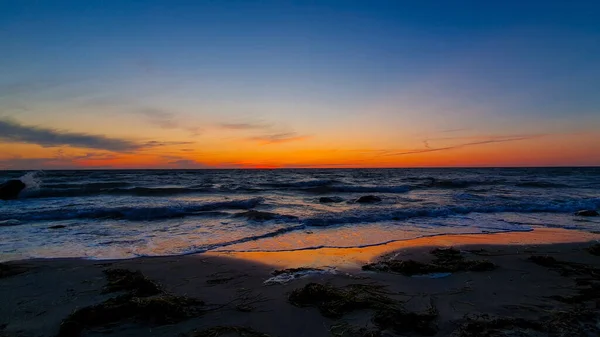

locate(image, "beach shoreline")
(2, 228), (600, 336)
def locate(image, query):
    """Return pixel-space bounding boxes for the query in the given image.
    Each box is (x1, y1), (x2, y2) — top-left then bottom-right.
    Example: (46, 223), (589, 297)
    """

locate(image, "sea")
(1, 168), (599, 262)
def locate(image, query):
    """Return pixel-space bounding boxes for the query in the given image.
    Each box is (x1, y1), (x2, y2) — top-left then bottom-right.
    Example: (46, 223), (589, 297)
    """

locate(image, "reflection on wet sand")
(206, 227), (600, 270)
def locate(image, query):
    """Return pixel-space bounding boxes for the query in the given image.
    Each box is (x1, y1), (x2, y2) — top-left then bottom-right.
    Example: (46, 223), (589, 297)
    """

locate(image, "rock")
(575, 210), (599, 217)
(319, 196), (344, 203)
(234, 210), (297, 221)
(49, 225), (67, 229)
(0, 180), (26, 200)
(355, 195), (382, 203)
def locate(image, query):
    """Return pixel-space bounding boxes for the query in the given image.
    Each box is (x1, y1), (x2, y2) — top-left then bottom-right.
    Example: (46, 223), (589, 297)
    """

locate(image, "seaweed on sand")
(57, 268), (205, 337)
(102, 268), (162, 296)
(185, 326), (271, 337)
(452, 308), (600, 337)
(288, 283), (393, 318)
(288, 283), (438, 335)
(271, 267), (323, 276)
(587, 243), (600, 256)
(57, 294), (205, 337)
(528, 255), (600, 276)
(529, 255), (600, 305)
(363, 247), (495, 276)
(329, 323), (382, 337)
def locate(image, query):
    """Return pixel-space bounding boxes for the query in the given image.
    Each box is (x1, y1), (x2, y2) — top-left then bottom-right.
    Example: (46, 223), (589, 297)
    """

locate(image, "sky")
(1, 0), (599, 169)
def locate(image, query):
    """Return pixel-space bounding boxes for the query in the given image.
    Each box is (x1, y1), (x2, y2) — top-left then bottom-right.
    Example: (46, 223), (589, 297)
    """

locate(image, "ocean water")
(1, 168), (599, 262)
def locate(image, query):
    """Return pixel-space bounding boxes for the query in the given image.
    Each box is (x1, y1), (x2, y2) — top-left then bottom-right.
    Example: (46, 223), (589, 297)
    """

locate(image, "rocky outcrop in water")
(355, 195), (382, 203)
(319, 197), (344, 203)
(0, 179), (26, 200)
(575, 210), (599, 217)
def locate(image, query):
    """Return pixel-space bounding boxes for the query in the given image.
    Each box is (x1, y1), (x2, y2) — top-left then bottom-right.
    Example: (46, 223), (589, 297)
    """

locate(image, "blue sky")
(1, 1), (599, 168)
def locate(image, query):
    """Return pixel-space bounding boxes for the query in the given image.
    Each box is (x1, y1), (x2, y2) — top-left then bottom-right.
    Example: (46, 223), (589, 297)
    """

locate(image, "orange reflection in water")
(204, 228), (600, 270)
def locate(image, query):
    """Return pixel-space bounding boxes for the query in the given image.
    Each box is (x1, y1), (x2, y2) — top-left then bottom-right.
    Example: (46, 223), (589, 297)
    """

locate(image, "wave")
(22, 185), (215, 198)
(303, 184), (412, 194)
(302, 197), (600, 226)
(515, 181), (570, 188)
(259, 179), (338, 188)
(0, 197), (264, 221)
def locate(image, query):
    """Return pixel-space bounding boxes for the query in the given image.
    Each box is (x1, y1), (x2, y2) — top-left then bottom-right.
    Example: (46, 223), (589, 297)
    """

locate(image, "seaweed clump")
(452, 308), (600, 337)
(363, 247), (496, 276)
(587, 243), (600, 256)
(56, 268), (205, 337)
(330, 323), (382, 337)
(288, 283), (438, 335)
(102, 268), (162, 296)
(529, 255), (600, 305)
(58, 295), (204, 337)
(0, 263), (28, 279)
(271, 267), (322, 276)
(185, 326), (271, 337)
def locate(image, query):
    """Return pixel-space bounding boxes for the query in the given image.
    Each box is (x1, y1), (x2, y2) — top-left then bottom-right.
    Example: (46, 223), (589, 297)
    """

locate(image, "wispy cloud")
(247, 132), (310, 144)
(135, 108), (200, 136)
(141, 140), (195, 147)
(219, 122), (271, 130)
(167, 159), (210, 168)
(385, 134), (544, 156)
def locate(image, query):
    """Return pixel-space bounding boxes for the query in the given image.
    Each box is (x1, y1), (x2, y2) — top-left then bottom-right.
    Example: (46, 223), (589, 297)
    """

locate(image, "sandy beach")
(2, 228), (599, 337)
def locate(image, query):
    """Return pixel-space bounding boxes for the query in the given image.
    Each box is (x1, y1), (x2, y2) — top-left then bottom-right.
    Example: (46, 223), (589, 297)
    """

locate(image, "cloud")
(0, 118), (194, 152)
(386, 134), (543, 156)
(247, 132), (310, 144)
(136, 108), (201, 136)
(219, 122), (271, 130)
(141, 140), (195, 147)
(0, 118), (142, 152)
(167, 159), (210, 168)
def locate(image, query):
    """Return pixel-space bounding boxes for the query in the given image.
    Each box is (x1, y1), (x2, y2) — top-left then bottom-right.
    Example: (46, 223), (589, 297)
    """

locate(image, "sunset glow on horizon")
(2, 1), (599, 169)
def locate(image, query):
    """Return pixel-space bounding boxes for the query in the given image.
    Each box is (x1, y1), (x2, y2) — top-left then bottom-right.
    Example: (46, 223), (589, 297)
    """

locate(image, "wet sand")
(1, 228), (599, 337)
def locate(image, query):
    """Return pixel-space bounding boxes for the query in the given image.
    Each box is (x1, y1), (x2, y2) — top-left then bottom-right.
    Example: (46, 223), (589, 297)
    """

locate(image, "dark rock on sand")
(0, 179), (26, 200)
(234, 210), (297, 221)
(319, 196), (344, 203)
(355, 195), (382, 203)
(575, 210), (599, 216)
(0, 263), (29, 278)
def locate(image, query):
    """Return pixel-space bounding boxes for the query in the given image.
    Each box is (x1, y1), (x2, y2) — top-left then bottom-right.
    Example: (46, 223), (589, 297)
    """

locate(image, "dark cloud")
(0, 118), (194, 152)
(141, 140), (195, 147)
(0, 118), (141, 152)
(247, 132), (310, 144)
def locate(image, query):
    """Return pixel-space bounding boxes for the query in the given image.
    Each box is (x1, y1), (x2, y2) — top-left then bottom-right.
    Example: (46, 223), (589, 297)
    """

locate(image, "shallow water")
(0, 168), (599, 261)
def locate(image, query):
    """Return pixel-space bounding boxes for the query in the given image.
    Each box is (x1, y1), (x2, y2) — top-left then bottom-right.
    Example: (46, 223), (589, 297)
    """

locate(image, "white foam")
(264, 267), (337, 285)
(19, 171), (44, 191)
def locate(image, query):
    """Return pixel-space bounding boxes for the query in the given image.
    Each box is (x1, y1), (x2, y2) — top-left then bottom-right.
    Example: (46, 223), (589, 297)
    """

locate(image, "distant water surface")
(0, 168), (599, 261)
